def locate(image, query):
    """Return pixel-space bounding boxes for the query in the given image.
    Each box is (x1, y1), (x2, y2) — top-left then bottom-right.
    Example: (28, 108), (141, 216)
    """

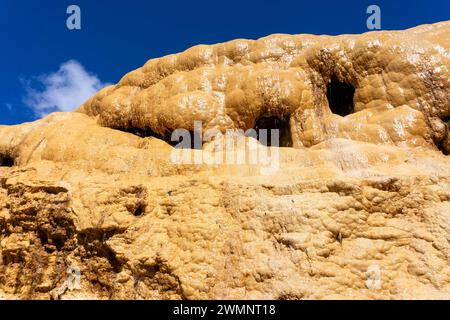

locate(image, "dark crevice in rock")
(77, 229), (125, 273)
(436, 116), (450, 155)
(123, 126), (202, 149)
(123, 127), (172, 143)
(437, 141), (449, 156)
(172, 130), (203, 150)
(125, 127), (162, 139)
(124, 185), (147, 216)
(133, 203), (145, 216)
(0, 153), (14, 167)
(254, 116), (293, 147)
(444, 116), (450, 126)
(327, 76), (355, 116)
(37, 230), (69, 252)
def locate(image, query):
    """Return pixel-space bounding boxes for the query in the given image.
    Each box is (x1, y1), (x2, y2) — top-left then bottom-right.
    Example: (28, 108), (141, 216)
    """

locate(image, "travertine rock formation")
(1, 21), (449, 299)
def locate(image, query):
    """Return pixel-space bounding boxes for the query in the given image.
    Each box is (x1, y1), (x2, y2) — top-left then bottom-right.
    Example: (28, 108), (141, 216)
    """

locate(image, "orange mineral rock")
(0, 21), (449, 299)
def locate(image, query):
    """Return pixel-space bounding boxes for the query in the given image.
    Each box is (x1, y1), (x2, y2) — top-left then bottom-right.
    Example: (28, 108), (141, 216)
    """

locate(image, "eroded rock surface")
(0, 22), (449, 299)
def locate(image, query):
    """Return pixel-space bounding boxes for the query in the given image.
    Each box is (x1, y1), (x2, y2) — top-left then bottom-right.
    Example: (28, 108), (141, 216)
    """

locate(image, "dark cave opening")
(123, 127), (202, 149)
(172, 130), (203, 150)
(123, 127), (170, 142)
(326, 76), (355, 116)
(133, 203), (146, 217)
(0, 153), (14, 167)
(439, 116), (450, 155)
(443, 116), (450, 127)
(254, 116), (293, 147)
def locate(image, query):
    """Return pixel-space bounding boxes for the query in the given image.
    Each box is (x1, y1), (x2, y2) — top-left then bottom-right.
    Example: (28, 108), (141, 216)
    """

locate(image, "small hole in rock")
(254, 116), (293, 147)
(443, 116), (450, 127)
(438, 116), (450, 155)
(0, 153), (14, 167)
(173, 131), (203, 150)
(133, 203), (145, 217)
(327, 76), (355, 116)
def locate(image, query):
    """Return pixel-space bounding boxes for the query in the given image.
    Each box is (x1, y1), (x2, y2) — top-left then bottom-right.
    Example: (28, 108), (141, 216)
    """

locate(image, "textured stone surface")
(0, 22), (449, 299)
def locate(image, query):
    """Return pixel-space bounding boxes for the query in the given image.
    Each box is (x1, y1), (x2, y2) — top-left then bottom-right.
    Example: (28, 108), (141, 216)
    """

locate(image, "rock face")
(1, 22), (450, 299)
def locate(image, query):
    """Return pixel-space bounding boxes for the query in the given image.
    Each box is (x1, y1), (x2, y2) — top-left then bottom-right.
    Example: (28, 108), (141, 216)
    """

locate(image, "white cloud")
(23, 60), (111, 117)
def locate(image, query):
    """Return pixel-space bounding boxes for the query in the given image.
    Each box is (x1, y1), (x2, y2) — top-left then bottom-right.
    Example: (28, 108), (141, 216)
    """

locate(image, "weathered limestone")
(0, 21), (449, 299)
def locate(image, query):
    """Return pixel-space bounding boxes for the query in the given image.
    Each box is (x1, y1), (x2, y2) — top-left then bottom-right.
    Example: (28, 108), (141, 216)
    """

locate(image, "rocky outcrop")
(78, 20), (450, 153)
(0, 21), (449, 299)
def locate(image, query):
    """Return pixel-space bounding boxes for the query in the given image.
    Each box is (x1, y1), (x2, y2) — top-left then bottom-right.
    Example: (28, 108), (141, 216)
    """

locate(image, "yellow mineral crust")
(0, 22), (449, 300)
(78, 21), (450, 151)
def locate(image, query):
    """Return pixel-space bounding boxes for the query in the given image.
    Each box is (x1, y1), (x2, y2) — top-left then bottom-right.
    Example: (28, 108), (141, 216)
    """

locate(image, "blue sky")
(1, 0), (449, 125)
